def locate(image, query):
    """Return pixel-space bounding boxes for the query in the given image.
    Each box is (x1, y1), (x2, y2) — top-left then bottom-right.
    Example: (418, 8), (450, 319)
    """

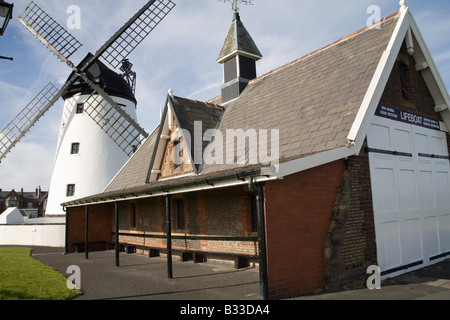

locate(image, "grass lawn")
(0, 247), (81, 300)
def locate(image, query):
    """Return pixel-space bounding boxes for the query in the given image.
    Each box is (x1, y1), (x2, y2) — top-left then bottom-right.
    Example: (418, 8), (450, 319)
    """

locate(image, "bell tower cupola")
(217, 12), (262, 103)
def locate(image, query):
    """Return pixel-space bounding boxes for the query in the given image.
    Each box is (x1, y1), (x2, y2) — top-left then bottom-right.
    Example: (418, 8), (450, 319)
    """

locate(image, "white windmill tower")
(0, 0), (176, 216)
(45, 55), (140, 216)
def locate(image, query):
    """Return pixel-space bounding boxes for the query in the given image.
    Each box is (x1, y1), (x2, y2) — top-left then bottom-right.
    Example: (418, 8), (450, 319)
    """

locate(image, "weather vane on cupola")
(219, 0), (254, 12)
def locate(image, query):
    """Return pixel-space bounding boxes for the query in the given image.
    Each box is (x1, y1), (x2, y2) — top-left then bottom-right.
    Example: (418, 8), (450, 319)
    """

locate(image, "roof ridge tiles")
(174, 95), (225, 110)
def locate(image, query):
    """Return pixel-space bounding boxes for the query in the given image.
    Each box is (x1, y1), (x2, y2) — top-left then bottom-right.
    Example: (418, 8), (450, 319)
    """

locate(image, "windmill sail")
(98, 0), (176, 69)
(7, 0), (176, 216)
(6, 0), (175, 161)
(0, 83), (60, 162)
(75, 70), (147, 156)
(17, 1), (83, 61)
(82, 93), (143, 156)
(16, 1), (176, 155)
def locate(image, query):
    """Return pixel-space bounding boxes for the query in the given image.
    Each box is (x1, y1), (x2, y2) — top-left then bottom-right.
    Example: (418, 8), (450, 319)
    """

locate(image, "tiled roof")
(217, 12), (262, 62)
(170, 96), (224, 172)
(0, 190), (48, 202)
(104, 97), (224, 194)
(203, 12), (399, 175)
(65, 11), (401, 204)
(103, 126), (159, 192)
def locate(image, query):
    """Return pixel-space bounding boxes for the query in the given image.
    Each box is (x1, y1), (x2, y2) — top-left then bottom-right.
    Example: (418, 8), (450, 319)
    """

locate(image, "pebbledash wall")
(66, 186), (260, 258)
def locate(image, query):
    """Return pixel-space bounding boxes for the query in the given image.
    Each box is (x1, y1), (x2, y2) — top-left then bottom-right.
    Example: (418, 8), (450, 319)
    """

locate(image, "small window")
(400, 64), (409, 100)
(173, 140), (181, 168)
(76, 103), (84, 114)
(7, 196), (17, 208)
(130, 203), (137, 229)
(66, 184), (75, 197)
(71, 143), (80, 155)
(176, 200), (185, 230)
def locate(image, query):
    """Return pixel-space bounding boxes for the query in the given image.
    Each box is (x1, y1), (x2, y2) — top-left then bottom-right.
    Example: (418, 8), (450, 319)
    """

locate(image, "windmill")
(0, 0), (175, 215)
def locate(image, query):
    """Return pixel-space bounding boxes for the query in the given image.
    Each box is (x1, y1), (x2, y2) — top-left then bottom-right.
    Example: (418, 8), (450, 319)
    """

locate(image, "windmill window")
(71, 143), (80, 155)
(76, 103), (84, 114)
(66, 184), (75, 197)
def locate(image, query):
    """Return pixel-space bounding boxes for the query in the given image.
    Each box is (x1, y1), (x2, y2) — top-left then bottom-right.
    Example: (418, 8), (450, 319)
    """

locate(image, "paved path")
(18, 246), (450, 301)
(30, 246), (261, 300)
(294, 259), (450, 300)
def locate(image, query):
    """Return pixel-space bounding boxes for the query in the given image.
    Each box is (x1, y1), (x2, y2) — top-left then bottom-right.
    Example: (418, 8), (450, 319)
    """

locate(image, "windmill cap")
(62, 53), (137, 103)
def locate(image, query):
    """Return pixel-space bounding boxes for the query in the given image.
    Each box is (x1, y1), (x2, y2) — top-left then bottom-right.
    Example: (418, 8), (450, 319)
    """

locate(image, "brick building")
(63, 6), (450, 300)
(0, 187), (48, 218)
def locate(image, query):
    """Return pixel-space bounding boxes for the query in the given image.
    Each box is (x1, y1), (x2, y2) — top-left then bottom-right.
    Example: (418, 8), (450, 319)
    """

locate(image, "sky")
(0, 0), (450, 191)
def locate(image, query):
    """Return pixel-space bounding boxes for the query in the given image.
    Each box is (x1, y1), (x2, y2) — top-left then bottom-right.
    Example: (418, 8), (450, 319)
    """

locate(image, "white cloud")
(0, 140), (54, 191)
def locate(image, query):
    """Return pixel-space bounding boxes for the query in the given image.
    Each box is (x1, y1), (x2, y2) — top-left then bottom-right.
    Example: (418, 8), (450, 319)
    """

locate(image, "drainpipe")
(166, 194), (173, 279)
(115, 202), (120, 267)
(249, 178), (269, 300)
(65, 209), (69, 254)
(85, 205), (89, 260)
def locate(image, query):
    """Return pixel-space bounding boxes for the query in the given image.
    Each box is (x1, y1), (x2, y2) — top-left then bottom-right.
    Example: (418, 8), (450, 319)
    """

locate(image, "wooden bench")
(179, 251), (207, 263)
(118, 243), (257, 269)
(175, 249), (256, 269)
(71, 241), (113, 253)
(119, 243), (160, 257)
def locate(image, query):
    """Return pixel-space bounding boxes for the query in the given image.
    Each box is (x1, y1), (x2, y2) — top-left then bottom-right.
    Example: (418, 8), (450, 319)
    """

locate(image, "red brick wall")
(264, 160), (345, 299)
(66, 203), (114, 253)
(380, 45), (439, 118)
(380, 47), (450, 148)
(380, 44), (450, 149)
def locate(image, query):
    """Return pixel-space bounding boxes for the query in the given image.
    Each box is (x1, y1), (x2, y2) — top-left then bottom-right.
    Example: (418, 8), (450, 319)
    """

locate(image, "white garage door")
(367, 106), (450, 277)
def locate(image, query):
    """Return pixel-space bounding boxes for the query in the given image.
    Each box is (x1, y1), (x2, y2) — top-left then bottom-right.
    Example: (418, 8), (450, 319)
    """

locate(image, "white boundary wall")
(0, 219), (65, 247)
